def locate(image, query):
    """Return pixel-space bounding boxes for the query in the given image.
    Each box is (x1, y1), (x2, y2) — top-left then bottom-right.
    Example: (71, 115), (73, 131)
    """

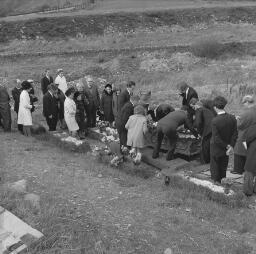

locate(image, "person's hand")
(226, 145), (233, 156)
(48, 115), (53, 119)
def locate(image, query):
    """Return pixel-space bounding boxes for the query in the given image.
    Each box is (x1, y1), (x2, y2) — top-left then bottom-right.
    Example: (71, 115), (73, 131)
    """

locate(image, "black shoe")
(230, 171), (242, 175)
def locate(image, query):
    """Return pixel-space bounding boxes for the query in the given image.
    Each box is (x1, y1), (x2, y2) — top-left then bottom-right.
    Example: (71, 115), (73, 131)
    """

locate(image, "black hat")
(21, 81), (32, 90)
(105, 84), (112, 89)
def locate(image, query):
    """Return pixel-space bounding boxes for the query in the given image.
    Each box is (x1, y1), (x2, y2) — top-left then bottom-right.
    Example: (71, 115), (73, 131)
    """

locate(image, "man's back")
(211, 113), (237, 156)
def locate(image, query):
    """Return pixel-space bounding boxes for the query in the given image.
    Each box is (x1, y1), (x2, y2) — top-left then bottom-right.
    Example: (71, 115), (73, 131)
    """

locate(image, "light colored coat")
(64, 97), (79, 132)
(17, 90), (32, 126)
(55, 75), (67, 94)
(125, 114), (148, 148)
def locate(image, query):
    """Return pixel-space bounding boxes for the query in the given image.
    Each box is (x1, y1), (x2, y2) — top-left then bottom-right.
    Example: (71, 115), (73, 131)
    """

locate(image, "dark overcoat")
(244, 124), (256, 174)
(100, 90), (114, 123)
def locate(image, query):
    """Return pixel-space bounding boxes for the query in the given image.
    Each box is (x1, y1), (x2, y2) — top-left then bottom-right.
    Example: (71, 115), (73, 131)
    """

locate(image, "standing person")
(177, 81), (198, 125)
(0, 83), (11, 132)
(17, 81), (33, 136)
(125, 105), (148, 164)
(64, 87), (79, 137)
(55, 69), (67, 94)
(55, 83), (66, 129)
(74, 83), (89, 138)
(112, 85), (121, 125)
(83, 77), (100, 127)
(100, 84), (114, 125)
(41, 69), (53, 95)
(12, 79), (23, 132)
(27, 79), (38, 114)
(232, 95), (256, 174)
(190, 98), (215, 164)
(152, 107), (198, 161)
(118, 81), (136, 110)
(116, 95), (140, 151)
(43, 84), (59, 131)
(242, 123), (256, 196)
(210, 96), (238, 183)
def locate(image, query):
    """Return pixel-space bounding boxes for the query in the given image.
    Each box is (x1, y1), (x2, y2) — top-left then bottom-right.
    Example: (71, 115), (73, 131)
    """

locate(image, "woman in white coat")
(17, 81), (33, 136)
(64, 87), (79, 136)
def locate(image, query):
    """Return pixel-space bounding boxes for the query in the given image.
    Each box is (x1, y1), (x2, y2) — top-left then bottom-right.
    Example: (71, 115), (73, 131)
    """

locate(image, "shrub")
(191, 37), (224, 59)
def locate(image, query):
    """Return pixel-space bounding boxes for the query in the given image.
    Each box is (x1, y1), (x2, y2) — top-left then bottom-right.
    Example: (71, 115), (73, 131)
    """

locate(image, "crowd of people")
(0, 69), (256, 196)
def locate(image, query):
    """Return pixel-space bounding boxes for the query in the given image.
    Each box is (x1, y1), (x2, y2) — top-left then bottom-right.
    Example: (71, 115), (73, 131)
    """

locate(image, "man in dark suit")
(41, 69), (54, 95)
(177, 81), (199, 126)
(116, 95), (140, 149)
(210, 96), (238, 183)
(43, 83), (59, 131)
(118, 81), (136, 110)
(82, 77), (100, 128)
(152, 107), (198, 161)
(190, 98), (215, 164)
(0, 83), (11, 132)
(148, 103), (175, 122)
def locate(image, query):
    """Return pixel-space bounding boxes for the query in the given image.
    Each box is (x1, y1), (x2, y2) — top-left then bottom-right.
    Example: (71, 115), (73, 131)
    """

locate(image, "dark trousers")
(234, 154), (246, 174)
(0, 103), (11, 131)
(117, 127), (128, 148)
(200, 134), (211, 164)
(153, 127), (177, 160)
(46, 117), (58, 131)
(210, 154), (229, 183)
(243, 171), (256, 196)
(86, 106), (97, 128)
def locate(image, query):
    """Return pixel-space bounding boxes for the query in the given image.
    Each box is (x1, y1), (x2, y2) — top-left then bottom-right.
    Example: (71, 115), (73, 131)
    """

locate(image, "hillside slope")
(0, 0), (83, 16)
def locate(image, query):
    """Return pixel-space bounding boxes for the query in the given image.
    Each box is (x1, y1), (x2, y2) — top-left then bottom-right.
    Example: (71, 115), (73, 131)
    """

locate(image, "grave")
(0, 206), (43, 253)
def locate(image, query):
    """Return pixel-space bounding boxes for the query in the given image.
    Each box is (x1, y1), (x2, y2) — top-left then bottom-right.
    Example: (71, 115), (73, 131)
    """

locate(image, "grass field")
(1, 2), (256, 253)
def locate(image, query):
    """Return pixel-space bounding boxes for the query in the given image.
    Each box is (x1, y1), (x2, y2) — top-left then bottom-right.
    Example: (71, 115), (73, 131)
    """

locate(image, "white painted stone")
(164, 248), (173, 254)
(8, 179), (27, 194)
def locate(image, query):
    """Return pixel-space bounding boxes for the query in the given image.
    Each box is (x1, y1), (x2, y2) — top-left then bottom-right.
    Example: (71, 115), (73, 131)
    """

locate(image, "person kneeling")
(125, 105), (148, 165)
(64, 87), (79, 137)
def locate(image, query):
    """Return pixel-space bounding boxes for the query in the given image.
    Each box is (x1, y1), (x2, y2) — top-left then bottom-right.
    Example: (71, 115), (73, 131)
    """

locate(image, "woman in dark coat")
(100, 84), (114, 124)
(55, 84), (66, 129)
(243, 123), (256, 196)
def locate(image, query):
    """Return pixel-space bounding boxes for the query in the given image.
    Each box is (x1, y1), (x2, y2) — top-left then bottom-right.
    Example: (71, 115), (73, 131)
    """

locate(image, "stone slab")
(0, 206), (43, 253)
(202, 170), (243, 180)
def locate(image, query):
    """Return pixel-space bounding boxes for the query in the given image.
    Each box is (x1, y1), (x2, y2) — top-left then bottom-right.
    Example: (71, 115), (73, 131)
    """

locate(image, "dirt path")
(2, 0), (256, 22)
(1, 129), (256, 253)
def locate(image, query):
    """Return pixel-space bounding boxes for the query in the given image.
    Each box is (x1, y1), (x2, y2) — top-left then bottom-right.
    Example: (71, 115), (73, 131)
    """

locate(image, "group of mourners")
(1, 69), (256, 196)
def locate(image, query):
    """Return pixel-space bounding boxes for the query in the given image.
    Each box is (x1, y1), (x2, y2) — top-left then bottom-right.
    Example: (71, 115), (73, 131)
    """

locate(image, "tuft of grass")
(191, 37), (224, 59)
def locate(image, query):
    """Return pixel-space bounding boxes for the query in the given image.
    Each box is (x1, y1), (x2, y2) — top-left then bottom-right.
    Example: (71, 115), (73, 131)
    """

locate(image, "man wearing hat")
(210, 96), (237, 183)
(43, 83), (59, 131)
(55, 69), (67, 94)
(41, 69), (54, 95)
(0, 82), (11, 132)
(83, 77), (100, 127)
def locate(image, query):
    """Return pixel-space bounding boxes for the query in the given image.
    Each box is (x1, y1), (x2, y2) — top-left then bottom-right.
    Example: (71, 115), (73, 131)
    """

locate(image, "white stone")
(24, 193), (40, 211)
(8, 179), (27, 194)
(164, 248), (173, 254)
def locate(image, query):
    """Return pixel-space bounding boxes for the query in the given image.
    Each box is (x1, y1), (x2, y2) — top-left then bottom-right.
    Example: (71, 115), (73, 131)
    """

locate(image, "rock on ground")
(8, 179), (27, 194)
(24, 193), (40, 211)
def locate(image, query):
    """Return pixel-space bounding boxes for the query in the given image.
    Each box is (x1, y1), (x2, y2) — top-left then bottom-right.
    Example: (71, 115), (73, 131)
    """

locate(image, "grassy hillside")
(0, 0), (83, 17)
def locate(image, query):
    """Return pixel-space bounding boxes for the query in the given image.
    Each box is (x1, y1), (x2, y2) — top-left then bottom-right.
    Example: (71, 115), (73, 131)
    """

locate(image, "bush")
(191, 38), (224, 59)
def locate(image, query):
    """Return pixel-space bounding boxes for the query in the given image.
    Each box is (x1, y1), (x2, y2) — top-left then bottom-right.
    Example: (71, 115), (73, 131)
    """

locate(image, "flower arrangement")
(221, 177), (234, 194)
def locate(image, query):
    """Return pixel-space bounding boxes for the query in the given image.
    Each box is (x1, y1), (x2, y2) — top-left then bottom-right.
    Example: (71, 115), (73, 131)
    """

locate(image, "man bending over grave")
(152, 106), (198, 161)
